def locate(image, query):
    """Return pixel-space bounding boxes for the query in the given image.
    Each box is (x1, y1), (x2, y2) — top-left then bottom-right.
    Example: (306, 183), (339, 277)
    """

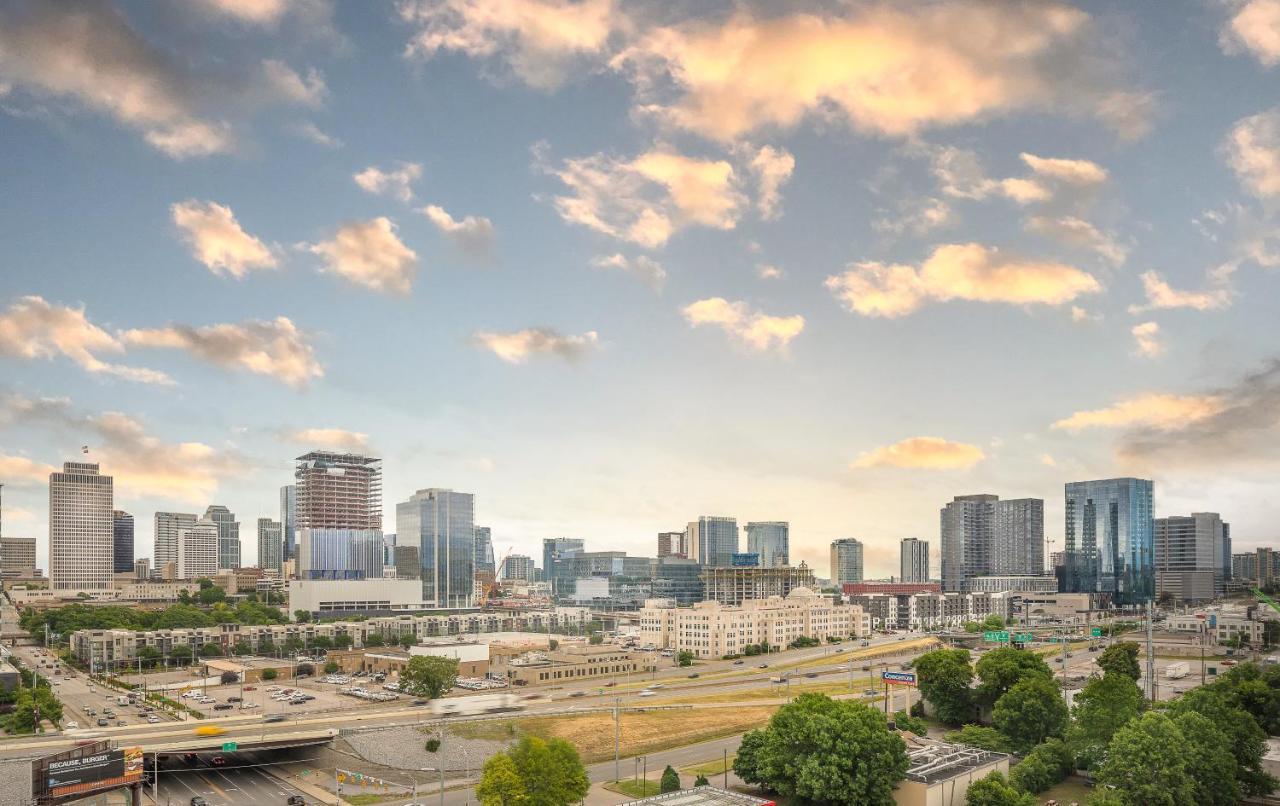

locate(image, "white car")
(639, 691), (656, 697)
(64, 721), (79, 730)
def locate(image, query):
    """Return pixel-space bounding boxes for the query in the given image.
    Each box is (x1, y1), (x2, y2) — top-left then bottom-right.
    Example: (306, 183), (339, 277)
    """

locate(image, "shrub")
(324, 661), (340, 674)
(894, 709), (928, 735)
(425, 738), (441, 753)
(261, 668), (278, 681)
(660, 765), (680, 792)
(694, 774), (710, 787)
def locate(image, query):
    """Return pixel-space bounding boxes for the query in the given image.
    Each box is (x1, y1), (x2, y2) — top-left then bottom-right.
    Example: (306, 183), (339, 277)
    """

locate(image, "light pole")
(613, 697), (621, 782)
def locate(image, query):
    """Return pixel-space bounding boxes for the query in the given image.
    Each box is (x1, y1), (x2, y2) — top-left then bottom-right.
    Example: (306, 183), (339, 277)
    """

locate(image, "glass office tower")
(396, 488), (475, 608)
(1064, 477), (1154, 605)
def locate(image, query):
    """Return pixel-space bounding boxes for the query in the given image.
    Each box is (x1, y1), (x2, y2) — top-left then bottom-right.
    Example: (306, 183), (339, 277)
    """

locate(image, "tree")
(324, 661), (340, 674)
(1008, 738), (1072, 794)
(733, 728), (767, 785)
(294, 609), (311, 623)
(197, 585), (226, 605)
(219, 670), (238, 685)
(964, 771), (1035, 806)
(199, 643), (223, 658)
(1066, 672), (1144, 769)
(915, 649), (974, 725)
(399, 633), (416, 649)
(992, 676), (1067, 753)
(312, 636), (333, 650)
(364, 633), (385, 647)
(1097, 642), (1141, 681)
(1168, 684), (1275, 796)
(661, 765), (681, 792)
(974, 647), (1053, 707)
(943, 725), (1016, 753)
(400, 655), (458, 699)
(334, 633), (353, 649)
(232, 641), (252, 656)
(1094, 712), (1194, 806)
(893, 709), (927, 735)
(477, 753), (525, 806)
(136, 646), (162, 668)
(296, 662), (314, 676)
(734, 694), (908, 805)
(980, 614), (1005, 631)
(505, 736), (589, 806)
(261, 668), (277, 681)
(694, 774), (710, 786)
(964, 621), (981, 633)
(676, 650), (694, 667)
(1172, 711), (1239, 806)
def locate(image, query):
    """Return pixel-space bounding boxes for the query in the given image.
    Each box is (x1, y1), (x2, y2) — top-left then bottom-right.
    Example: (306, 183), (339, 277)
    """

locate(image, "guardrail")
(336, 703), (696, 737)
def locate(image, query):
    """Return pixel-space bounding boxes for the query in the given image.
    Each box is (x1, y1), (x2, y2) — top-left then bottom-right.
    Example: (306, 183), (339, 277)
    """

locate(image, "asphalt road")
(147, 749), (310, 806)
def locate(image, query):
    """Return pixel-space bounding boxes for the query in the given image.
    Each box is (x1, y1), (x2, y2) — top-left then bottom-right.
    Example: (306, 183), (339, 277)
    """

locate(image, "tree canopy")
(1007, 738), (1072, 795)
(1094, 711), (1194, 806)
(974, 647), (1052, 707)
(991, 675), (1067, 753)
(400, 655), (458, 699)
(1167, 675), (1276, 796)
(964, 771), (1035, 806)
(915, 648), (974, 725)
(476, 736), (590, 806)
(1173, 710), (1240, 806)
(1065, 672), (1145, 769)
(1096, 642), (1141, 681)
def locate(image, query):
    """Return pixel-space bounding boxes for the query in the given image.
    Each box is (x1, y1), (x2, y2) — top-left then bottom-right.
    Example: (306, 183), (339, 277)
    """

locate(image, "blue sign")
(730, 553), (760, 567)
(882, 671), (916, 685)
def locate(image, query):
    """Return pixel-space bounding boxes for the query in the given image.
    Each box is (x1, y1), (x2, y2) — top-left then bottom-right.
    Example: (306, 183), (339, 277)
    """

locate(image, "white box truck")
(1165, 661), (1189, 680)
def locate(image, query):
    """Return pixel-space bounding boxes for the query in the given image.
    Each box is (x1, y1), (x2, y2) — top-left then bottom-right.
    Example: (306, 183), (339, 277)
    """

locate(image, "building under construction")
(295, 452), (382, 529)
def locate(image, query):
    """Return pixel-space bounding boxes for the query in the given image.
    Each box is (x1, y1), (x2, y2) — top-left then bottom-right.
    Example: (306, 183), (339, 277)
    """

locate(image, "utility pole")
(613, 697), (621, 783)
(1145, 599), (1156, 704)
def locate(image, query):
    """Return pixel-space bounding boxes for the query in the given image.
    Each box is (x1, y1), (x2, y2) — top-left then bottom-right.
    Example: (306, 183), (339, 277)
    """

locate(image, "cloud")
(171, 200), (278, 278)
(399, 0), (620, 90)
(681, 297), (804, 352)
(1039, 453), (1057, 467)
(1052, 393), (1226, 431)
(0, 1), (329, 158)
(590, 253), (666, 289)
(1070, 305), (1100, 323)
(929, 146), (1105, 206)
(283, 427), (369, 452)
(121, 317), (323, 388)
(851, 436), (985, 470)
(422, 204), (495, 256)
(611, 3), (1142, 141)
(1019, 152), (1108, 185)
(306, 218), (418, 294)
(756, 263), (784, 280)
(540, 145), (745, 248)
(1222, 0), (1280, 66)
(748, 145), (795, 219)
(0, 453), (58, 485)
(192, 0), (291, 25)
(825, 243), (1101, 318)
(0, 296), (171, 385)
(1224, 108), (1280, 197)
(1128, 270), (1232, 313)
(1131, 321), (1163, 358)
(293, 121), (342, 148)
(471, 327), (599, 364)
(353, 163), (422, 202)
(873, 197), (953, 237)
(1025, 215), (1127, 265)
(0, 395), (235, 505)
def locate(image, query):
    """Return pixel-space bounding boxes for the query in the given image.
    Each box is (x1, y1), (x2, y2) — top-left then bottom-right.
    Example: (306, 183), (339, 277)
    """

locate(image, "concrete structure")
(177, 519), (219, 579)
(501, 553), (534, 581)
(657, 531), (686, 559)
(1234, 552), (1259, 582)
(1261, 547), (1277, 589)
(296, 452), (383, 581)
(745, 521), (789, 567)
(686, 516), (738, 566)
(112, 510), (134, 573)
(212, 567), (264, 596)
(900, 537), (929, 584)
(967, 575), (1057, 593)
(257, 518), (284, 574)
(618, 787), (773, 806)
(501, 645), (639, 686)
(154, 511), (197, 572)
(279, 484), (297, 564)
(1156, 513), (1230, 602)
(542, 537), (585, 593)
(830, 538), (864, 586)
(1017, 592), (1099, 624)
(396, 488), (475, 608)
(572, 577), (611, 602)
(1166, 609), (1266, 645)
(639, 588), (870, 658)
(847, 591), (1014, 631)
(288, 578), (436, 615)
(941, 495), (1044, 592)
(843, 582), (941, 596)
(701, 563), (816, 606)
(133, 558), (149, 580)
(893, 741), (1011, 806)
(0, 536), (38, 578)
(1063, 477), (1154, 605)
(205, 505), (241, 570)
(49, 461), (114, 591)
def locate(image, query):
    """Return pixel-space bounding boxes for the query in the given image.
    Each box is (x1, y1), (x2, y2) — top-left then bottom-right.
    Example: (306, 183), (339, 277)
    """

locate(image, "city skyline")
(3, 1), (1280, 578)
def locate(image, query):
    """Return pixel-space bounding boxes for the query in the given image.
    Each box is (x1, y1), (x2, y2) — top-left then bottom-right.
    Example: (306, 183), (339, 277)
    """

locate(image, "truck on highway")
(1165, 661), (1190, 680)
(427, 692), (524, 717)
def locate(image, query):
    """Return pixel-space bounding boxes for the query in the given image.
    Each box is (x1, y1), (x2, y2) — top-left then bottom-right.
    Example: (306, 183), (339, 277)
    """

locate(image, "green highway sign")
(1091, 628), (1103, 637)
(983, 631), (1010, 642)
(1014, 633), (1034, 642)
(221, 742), (237, 752)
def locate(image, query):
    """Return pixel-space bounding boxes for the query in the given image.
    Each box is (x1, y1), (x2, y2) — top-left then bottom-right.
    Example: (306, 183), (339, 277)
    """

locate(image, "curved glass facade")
(1064, 477), (1154, 605)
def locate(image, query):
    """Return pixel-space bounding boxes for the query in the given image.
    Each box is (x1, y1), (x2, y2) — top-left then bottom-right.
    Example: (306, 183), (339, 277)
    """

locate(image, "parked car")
(687, 672), (700, 678)
(214, 704), (233, 711)
(97, 718), (108, 727)
(64, 721), (79, 730)
(227, 696), (242, 702)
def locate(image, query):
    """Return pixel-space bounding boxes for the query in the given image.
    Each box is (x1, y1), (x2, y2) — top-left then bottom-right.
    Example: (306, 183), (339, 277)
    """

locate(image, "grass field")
(603, 778), (660, 798)
(664, 677), (877, 705)
(445, 706), (778, 764)
(680, 753), (737, 778)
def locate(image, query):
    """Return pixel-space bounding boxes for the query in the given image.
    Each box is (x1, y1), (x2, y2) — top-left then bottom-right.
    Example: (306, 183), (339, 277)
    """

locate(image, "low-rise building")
(967, 575), (1057, 594)
(1166, 608), (1267, 645)
(892, 740), (1011, 806)
(499, 645), (640, 686)
(639, 588), (869, 658)
(701, 564), (817, 606)
(846, 591), (1014, 631)
(842, 582), (941, 596)
(288, 578), (437, 615)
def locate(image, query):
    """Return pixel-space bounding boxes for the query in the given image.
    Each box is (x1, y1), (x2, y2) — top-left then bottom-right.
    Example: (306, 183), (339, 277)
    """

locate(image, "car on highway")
(264, 714), (286, 723)
(805, 673), (818, 679)
(147, 716), (161, 724)
(227, 696), (242, 702)
(687, 673), (700, 678)
(732, 660), (744, 665)
(568, 691), (585, 698)
(411, 699), (428, 706)
(211, 756), (227, 767)
(287, 797), (306, 806)
(639, 690), (656, 697)
(214, 704), (233, 711)
(190, 798), (207, 806)
(757, 663), (768, 669)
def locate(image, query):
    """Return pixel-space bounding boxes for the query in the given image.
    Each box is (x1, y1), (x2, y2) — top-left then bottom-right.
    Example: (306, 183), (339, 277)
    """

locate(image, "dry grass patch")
(664, 678), (876, 705)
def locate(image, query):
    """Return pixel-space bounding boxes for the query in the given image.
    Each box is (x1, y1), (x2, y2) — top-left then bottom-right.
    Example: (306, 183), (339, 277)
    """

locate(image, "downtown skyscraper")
(940, 494), (1044, 592)
(686, 516), (738, 566)
(279, 484), (297, 564)
(49, 462), (113, 591)
(745, 522), (789, 567)
(295, 451), (383, 580)
(154, 511), (197, 574)
(830, 538), (864, 586)
(112, 510), (134, 573)
(205, 505), (240, 570)
(257, 518), (284, 575)
(396, 488), (475, 608)
(1063, 478), (1154, 605)
(1155, 512), (1229, 603)
(900, 537), (930, 583)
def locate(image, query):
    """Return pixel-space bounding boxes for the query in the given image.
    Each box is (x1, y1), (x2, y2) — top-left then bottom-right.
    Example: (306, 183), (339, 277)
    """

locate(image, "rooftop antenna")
(81, 445), (90, 454)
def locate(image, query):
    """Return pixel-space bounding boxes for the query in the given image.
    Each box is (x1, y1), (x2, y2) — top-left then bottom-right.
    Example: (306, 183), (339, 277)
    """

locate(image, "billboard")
(882, 671), (916, 686)
(34, 743), (143, 801)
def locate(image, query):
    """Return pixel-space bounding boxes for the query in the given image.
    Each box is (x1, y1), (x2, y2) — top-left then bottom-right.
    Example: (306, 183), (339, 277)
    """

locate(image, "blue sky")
(2, 0), (1280, 577)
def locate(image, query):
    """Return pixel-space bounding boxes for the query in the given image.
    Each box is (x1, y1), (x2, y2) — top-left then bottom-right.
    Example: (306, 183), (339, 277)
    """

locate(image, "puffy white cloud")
(1130, 321), (1163, 359)
(748, 145), (795, 219)
(590, 253), (666, 289)
(1019, 152), (1108, 185)
(873, 198), (954, 236)
(1025, 215), (1127, 266)
(399, 0), (620, 89)
(1222, 0), (1280, 67)
(825, 243), (1101, 318)
(1224, 108), (1280, 197)
(293, 121), (343, 148)
(284, 427), (369, 451)
(171, 200), (277, 278)
(193, 0), (290, 25)
(929, 146), (1104, 206)
(261, 59), (327, 107)
(0, 296), (171, 385)
(472, 327), (599, 364)
(0, 453), (58, 485)
(422, 204), (495, 256)
(306, 218), (418, 294)
(612, 3), (1140, 141)
(1052, 393), (1226, 431)
(1128, 270), (1232, 313)
(851, 436), (985, 470)
(681, 297), (804, 353)
(353, 163), (422, 202)
(756, 263), (784, 280)
(541, 145), (745, 248)
(121, 317), (323, 388)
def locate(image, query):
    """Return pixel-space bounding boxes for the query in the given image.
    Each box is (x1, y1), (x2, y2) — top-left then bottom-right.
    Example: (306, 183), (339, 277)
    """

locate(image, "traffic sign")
(882, 671), (916, 685)
(221, 742), (237, 752)
(1091, 628), (1102, 637)
(983, 631), (1010, 642)
(1014, 633), (1034, 643)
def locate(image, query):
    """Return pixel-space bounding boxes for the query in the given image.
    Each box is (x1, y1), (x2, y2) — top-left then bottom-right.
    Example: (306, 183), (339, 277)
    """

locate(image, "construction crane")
(487, 545), (514, 599)
(1254, 588), (1280, 617)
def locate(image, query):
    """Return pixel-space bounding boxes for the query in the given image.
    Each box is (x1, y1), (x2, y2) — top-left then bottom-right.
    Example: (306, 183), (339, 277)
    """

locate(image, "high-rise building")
(396, 488), (475, 608)
(154, 512), (197, 571)
(830, 538), (864, 586)
(205, 505), (241, 570)
(177, 519), (219, 579)
(543, 537), (585, 595)
(502, 553), (534, 582)
(295, 452), (383, 581)
(133, 558), (150, 580)
(383, 532), (397, 567)
(112, 510), (134, 573)
(1258, 547), (1275, 589)
(1155, 513), (1229, 602)
(1063, 478), (1154, 605)
(657, 531), (686, 559)
(686, 516), (738, 566)
(474, 526), (495, 573)
(745, 522), (789, 567)
(279, 485), (297, 563)
(900, 538), (930, 583)
(940, 495), (1044, 592)
(49, 462), (114, 591)
(1233, 552), (1259, 581)
(0, 537), (38, 578)
(257, 518), (284, 574)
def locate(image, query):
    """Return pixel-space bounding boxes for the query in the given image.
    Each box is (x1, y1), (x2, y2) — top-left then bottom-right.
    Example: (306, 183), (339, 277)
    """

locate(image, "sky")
(2, 0), (1280, 579)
